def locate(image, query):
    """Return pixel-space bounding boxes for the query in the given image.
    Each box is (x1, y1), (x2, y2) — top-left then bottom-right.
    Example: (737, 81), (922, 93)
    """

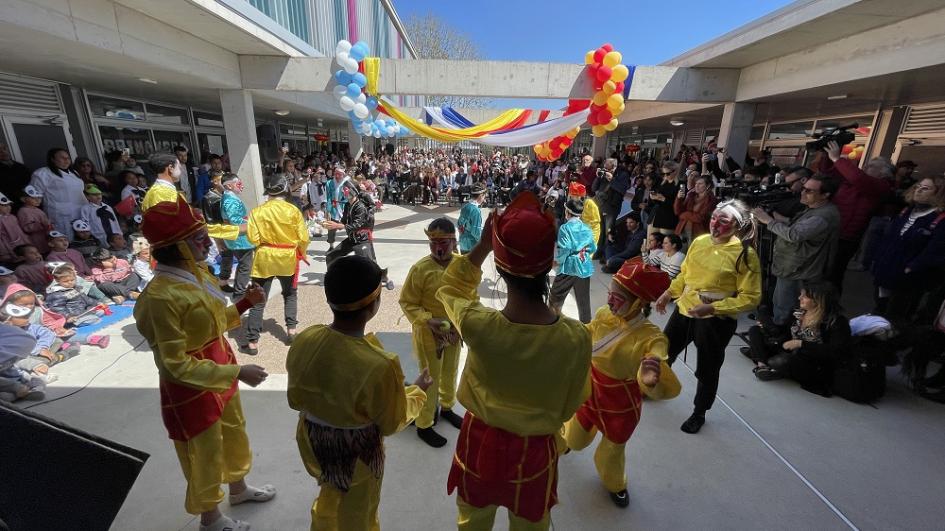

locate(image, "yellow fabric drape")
(380, 97), (528, 143)
(363, 57), (380, 96)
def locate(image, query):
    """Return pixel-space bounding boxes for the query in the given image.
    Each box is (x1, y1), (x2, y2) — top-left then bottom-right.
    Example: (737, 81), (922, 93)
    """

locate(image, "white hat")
(23, 185), (43, 198)
(48, 230), (66, 239)
(0, 192), (11, 205)
(72, 219), (91, 232)
(0, 266), (14, 276)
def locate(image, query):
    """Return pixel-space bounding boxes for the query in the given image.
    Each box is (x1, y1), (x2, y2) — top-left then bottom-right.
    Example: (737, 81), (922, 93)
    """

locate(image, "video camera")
(806, 122), (857, 152)
(717, 182), (794, 210)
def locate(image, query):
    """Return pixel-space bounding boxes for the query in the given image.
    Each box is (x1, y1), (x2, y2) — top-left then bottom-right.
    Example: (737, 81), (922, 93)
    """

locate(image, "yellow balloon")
(611, 64), (630, 82)
(614, 102), (626, 115)
(605, 119), (619, 131)
(602, 80), (616, 95)
(585, 50), (595, 65)
(592, 91), (608, 106)
(565, 129), (578, 139)
(607, 93), (623, 109)
(603, 51), (623, 68)
(592, 125), (606, 137)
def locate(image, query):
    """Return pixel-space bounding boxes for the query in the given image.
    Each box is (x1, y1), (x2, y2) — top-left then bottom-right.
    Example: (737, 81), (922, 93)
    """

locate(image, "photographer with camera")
(769, 166), (812, 219)
(815, 139), (894, 291)
(592, 158), (625, 265)
(752, 174), (841, 330)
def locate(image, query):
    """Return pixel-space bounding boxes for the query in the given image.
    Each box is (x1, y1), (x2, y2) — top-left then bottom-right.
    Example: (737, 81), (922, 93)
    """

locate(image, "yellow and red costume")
(133, 196), (257, 514)
(287, 288), (426, 530)
(564, 257), (681, 495)
(399, 229), (461, 430)
(436, 192), (591, 530)
(569, 182), (601, 244)
(141, 179), (240, 241)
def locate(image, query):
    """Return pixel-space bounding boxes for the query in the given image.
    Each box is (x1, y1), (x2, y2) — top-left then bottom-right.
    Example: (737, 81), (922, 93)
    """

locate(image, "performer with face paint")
(398, 218), (464, 448)
(654, 199), (761, 434)
(564, 257), (681, 507)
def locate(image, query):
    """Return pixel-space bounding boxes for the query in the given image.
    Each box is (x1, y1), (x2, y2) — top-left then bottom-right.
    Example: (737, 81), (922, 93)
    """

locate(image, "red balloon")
(587, 112), (599, 125)
(598, 109), (613, 123)
(614, 81), (625, 94)
(588, 63), (600, 80)
(593, 48), (606, 64)
(602, 43), (613, 52)
(596, 66), (612, 82)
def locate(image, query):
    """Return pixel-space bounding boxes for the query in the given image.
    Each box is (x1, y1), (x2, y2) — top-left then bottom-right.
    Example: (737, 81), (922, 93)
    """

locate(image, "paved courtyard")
(27, 202), (945, 531)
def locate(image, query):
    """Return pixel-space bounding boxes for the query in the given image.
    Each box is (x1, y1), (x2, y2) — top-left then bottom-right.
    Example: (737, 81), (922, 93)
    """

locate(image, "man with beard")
(399, 218), (464, 448)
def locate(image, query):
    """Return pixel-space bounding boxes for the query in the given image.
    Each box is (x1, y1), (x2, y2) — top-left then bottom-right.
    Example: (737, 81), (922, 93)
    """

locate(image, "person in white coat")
(29, 148), (87, 240)
(79, 184), (121, 243)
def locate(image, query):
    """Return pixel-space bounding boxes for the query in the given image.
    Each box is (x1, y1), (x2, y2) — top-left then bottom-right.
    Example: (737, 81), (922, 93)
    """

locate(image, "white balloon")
(353, 103), (369, 119)
(342, 57), (359, 74)
(356, 92), (366, 104)
(336, 40), (352, 54)
(335, 50), (349, 63)
(332, 85), (346, 98)
(373, 130), (381, 138)
(361, 124), (372, 135)
(339, 96), (355, 111)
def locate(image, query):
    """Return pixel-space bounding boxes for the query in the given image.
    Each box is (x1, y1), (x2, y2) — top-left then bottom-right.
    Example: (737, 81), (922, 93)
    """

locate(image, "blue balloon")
(352, 72), (367, 88)
(334, 70), (352, 85)
(350, 41), (369, 61)
(347, 110), (359, 121)
(346, 83), (361, 98)
(366, 97), (378, 110)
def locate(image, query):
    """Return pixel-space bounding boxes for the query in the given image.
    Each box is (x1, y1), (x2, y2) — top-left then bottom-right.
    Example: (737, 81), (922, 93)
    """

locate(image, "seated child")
(89, 248), (140, 303)
(0, 323), (45, 402)
(79, 184), (121, 244)
(130, 237), (153, 290)
(17, 185), (51, 255)
(107, 233), (133, 262)
(0, 192), (29, 265)
(69, 219), (102, 263)
(46, 230), (92, 278)
(13, 244), (48, 295)
(2, 283), (79, 376)
(307, 201), (327, 238)
(45, 264), (109, 327)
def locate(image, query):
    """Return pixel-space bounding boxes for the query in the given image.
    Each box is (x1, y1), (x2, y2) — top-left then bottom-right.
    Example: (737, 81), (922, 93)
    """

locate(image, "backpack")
(832, 335), (894, 404)
(201, 192), (224, 224)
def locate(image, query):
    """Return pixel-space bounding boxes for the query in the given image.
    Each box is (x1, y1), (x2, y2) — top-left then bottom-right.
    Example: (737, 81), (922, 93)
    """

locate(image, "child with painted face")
(46, 230), (92, 277)
(654, 199), (762, 434)
(564, 257), (681, 508)
(69, 219), (102, 262)
(17, 185), (52, 254)
(1, 284), (80, 378)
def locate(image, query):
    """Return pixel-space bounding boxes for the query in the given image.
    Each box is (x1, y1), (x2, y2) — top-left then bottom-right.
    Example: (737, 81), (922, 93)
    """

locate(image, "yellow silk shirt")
(667, 234), (762, 316)
(436, 255), (592, 436)
(140, 180), (240, 241)
(134, 264), (241, 391)
(587, 306), (681, 400)
(286, 325), (426, 434)
(399, 255), (454, 354)
(247, 198), (309, 278)
(581, 197), (601, 245)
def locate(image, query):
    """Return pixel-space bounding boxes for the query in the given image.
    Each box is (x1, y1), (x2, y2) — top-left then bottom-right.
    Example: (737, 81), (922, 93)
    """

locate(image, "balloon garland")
(332, 40), (409, 139)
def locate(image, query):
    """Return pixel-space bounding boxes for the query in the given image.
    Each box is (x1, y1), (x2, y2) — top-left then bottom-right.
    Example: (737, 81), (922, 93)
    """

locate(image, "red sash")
(575, 365), (643, 444)
(159, 337), (238, 442)
(261, 243), (309, 288)
(447, 413), (558, 523)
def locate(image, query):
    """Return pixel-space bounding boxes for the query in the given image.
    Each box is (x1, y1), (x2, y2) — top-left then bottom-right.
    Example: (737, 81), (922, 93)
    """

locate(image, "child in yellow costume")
(564, 257), (681, 508)
(399, 217), (464, 448)
(133, 196), (275, 531)
(287, 255), (432, 531)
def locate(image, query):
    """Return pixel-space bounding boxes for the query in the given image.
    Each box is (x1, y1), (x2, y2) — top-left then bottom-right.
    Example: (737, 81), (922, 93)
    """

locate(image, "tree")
(404, 13), (492, 109)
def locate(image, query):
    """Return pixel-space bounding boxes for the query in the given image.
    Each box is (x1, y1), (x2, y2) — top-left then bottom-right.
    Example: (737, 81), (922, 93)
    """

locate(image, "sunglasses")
(801, 186), (820, 194)
(914, 185), (933, 192)
(661, 171), (674, 176)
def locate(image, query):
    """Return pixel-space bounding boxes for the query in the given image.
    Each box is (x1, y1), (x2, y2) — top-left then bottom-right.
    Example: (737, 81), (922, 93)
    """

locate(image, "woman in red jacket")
(674, 175), (718, 245)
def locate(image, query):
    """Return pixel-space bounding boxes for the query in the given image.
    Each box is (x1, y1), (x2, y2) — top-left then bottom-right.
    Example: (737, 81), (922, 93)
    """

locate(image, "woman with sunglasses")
(654, 199), (761, 434)
(648, 161), (681, 237)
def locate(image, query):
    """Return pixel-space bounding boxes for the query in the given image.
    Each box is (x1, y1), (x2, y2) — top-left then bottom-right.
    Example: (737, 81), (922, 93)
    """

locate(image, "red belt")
(575, 365), (642, 444)
(260, 243), (309, 287)
(159, 337), (237, 441)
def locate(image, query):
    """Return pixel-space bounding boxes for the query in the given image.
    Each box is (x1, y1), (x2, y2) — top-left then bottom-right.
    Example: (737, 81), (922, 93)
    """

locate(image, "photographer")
(592, 158), (624, 264)
(769, 166), (812, 219)
(752, 174), (840, 329)
(816, 141), (893, 290)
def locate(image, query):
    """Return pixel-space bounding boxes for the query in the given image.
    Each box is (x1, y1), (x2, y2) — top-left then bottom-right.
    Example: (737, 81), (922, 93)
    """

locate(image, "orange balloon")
(592, 91), (608, 106)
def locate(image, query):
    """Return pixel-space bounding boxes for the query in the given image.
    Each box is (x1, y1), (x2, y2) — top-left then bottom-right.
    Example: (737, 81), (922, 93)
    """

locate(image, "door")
(893, 139), (945, 180)
(2, 115), (75, 171)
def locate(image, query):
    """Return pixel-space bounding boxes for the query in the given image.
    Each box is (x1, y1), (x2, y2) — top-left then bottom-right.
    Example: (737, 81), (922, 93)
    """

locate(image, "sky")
(395, 0), (795, 109)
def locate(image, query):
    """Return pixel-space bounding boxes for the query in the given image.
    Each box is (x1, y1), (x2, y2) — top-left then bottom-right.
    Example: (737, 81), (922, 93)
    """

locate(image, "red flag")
(114, 194), (136, 218)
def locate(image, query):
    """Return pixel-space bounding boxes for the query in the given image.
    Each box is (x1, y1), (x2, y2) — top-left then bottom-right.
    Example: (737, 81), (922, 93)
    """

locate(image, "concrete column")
(348, 123), (363, 159)
(591, 133), (607, 160)
(867, 106), (907, 160)
(717, 102), (755, 168)
(220, 89), (265, 209)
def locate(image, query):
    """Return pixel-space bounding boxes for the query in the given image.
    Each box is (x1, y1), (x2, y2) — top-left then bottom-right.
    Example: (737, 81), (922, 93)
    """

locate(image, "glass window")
(99, 126), (152, 159)
(704, 129), (720, 146)
(153, 130), (193, 156)
(280, 123), (307, 136)
(750, 125), (766, 141)
(767, 121), (814, 141)
(768, 146), (805, 168)
(89, 95), (144, 121)
(198, 133), (227, 157)
(147, 104), (189, 125)
(193, 111), (224, 128)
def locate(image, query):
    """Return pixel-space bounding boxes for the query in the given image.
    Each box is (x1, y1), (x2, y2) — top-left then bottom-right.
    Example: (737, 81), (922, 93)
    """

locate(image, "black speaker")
(256, 124), (279, 163)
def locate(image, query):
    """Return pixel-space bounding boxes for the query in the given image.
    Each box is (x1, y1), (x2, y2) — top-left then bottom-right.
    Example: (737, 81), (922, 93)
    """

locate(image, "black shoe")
(241, 343), (258, 356)
(680, 413), (705, 434)
(220, 284), (235, 293)
(609, 489), (630, 508)
(440, 408), (464, 429)
(754, 367), (783, 381)
(739, 346), (752, 359)
(417, 427), (447, 448)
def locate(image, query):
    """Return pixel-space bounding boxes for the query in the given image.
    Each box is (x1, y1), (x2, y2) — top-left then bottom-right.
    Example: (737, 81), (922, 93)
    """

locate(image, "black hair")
(152, 244), (185, 265)
(801, 280), (843, 328)
(90, 248), (113, 262)
(807, 173), (839, 198)
(208, 154), (222, 162)
(498, 267), (550, 303)
(172, 145), (188, 154)
(325, 255), (383, 320)
(663, 233), (683, 250)
(13, 244), (37, 257)
(149, 152), (178, 175)
(650, 231), (665, 242)
(45, 148), (69, 177)
(784, 166), (813, 180)
(626, 211), (641, 223)
(427, 217), (456, 234)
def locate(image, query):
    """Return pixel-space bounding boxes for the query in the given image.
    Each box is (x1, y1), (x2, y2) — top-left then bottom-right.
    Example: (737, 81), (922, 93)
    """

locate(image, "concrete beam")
(617, 102), (721, 124)
(238, 56), (740, 102)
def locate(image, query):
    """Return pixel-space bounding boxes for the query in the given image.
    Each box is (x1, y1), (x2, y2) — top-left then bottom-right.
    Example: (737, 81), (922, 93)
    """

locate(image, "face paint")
(607, 289), (629, 315)
(429, 238), (455, 261)
(709, 212), (736, 239)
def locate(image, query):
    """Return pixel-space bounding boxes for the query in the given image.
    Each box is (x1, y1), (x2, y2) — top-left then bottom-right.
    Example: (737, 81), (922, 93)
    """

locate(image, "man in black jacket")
(324, 181), (376, 267)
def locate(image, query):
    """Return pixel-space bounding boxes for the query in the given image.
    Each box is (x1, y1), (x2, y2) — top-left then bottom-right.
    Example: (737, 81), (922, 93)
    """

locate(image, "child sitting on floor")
(44, 264), (109, 327)
(2, 283), (79, 377)
(69, 219), (102, 263)
(107, 233), (133, 262)
(17, 185), (52, 255)
(89, 248), (140, 303)
(46, 230), (92, 278)
(130, 237), (153, 290)
(0, 192), (28, 266)
(0, 323), (45, 402)
(13, 244), (48, 295)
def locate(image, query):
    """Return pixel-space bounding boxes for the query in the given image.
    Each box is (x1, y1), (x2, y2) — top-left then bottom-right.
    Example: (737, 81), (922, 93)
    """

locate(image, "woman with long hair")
(871, 175), (945, 322)
(674, 174), (718, 244)
(746, 281), (850, 395)
(28, 148), (87, 239)
(655, 199), (761, 434)
(73, 157), (112, 190)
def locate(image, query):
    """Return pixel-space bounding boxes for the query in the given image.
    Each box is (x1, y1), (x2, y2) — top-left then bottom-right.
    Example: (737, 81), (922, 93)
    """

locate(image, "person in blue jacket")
(325, 165), (351, 252)
(457, 183), (486, 254)
(548, 198), (597, 323)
